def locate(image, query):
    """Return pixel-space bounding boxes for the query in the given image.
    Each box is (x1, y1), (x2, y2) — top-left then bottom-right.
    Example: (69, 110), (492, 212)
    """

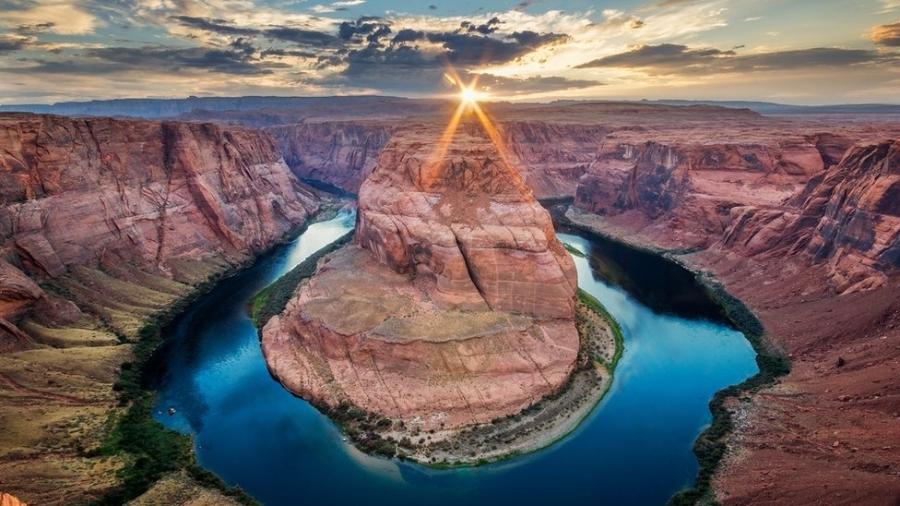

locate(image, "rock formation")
(499, 122), (609, 200)
(720, 140), (899, 292)
(0, 112), (320, 504)
(0, 113), (319, 345)
(262, 118), (579, 431)
(266, 121), (392, 194)
(568, 134), (900, 504)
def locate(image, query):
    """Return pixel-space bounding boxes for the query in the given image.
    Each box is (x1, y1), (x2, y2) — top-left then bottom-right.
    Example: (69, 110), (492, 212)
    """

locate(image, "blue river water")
(150, 209), (758, 506)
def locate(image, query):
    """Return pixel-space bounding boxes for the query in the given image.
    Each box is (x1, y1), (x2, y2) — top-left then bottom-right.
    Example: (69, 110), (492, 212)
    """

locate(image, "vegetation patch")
(578, 288), (624, 371)
(668, 280), (790, 506)
(249, 230), (354, 327)
(563, 242), (586, 257)
(93, 273), (259, 505)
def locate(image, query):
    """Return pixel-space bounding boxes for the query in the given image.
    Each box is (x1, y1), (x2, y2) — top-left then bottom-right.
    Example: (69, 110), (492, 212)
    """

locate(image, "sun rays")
(430, 68), (511, 169)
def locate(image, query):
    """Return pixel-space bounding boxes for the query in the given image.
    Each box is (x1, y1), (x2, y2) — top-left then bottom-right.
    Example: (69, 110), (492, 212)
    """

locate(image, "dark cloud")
(260, 47), (316, 58)
(16, 45), (279, 75)
(338, 17), (392, 45)
(0, 36), (27, 53)
(509, 31), (568, 47)
(172, 16), (258, 36)
(264, 26), (339, 46)
(172, 15), (338, 47)
(391, 28), (425, 44)
(325, 17), (571, 93)
(734, 48), (884, 69)
(577, 44), (890, 74)
(425, 30), (568, 65)
(89, 45), (270, 74)
(871, 22), (900, 47)
(14, 22), (55, 34)
(461, 17), (501, 35)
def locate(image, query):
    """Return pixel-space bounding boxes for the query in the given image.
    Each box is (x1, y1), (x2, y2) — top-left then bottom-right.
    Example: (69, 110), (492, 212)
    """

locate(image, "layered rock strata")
(266, 121), (392, 194)
(263, 118), (579, 431)
(0, 113), (319, 504)
(568, 138), (900, 505)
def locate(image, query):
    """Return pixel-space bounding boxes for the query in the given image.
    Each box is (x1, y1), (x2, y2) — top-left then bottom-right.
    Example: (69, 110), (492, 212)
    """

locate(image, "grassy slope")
(249, 231), (354, 328)
(93, 270), (258, 506)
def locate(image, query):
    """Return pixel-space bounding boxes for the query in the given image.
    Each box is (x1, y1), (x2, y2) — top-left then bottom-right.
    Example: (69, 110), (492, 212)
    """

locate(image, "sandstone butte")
(262, 117), (580, 432)
(0, 113), (320, 504)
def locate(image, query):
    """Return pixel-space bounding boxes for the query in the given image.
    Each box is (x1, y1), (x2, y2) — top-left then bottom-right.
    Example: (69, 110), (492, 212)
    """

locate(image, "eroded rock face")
(500, 122), (609, 200)
(266, 121), (392, 194)
(263, 118), (579, 430)
(720, 141), (900, 292)
(0, 113), (319, 346)
(0, 114), (317, 276)
(357, 121), (577, 318)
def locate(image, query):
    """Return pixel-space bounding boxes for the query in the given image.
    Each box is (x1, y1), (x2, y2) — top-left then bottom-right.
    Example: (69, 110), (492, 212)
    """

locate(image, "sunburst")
(431, 68), (508, 167)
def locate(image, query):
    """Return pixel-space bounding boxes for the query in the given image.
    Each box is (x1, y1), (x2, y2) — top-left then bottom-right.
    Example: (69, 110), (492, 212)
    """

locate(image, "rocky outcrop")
(720, 141), (899, 292)
(567, 135), (899, 505)
(266, 121), (392, 194)
(0, 112), (320, 504)
(356, 121), (577, 318)
(263, 118), (579, 431)
(0, 112), (319, 346)
(0, 492), (27, 506)
(0, 113), (317, 279)
(499, 122), (608, 199)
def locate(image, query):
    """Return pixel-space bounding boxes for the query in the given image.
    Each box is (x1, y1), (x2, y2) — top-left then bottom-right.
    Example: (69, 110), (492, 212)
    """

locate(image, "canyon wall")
(568, 133), (899, 504)
(499, 122), (609, 200)
(266, 121), (392, 194)
(0, 114), (318, 335)
(266, 120), (609, 200)
(262, 118), (579, 432)
(0, 112), (318, 504)
(573, 137), (897, 293)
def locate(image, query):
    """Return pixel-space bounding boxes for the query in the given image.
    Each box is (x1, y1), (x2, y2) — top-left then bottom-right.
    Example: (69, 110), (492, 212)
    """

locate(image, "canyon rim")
(1, 1), (899, 505)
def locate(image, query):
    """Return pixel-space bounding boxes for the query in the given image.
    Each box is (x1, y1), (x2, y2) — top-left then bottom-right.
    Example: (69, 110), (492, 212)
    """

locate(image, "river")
(150, 208), (757, 506)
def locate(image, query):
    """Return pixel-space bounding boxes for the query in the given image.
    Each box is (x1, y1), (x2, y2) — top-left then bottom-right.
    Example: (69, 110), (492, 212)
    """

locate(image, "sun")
(460, 86), (480, 105)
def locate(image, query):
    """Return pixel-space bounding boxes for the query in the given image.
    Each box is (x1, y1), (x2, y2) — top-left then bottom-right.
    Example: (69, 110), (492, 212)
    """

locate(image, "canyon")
(0, 99), (897, 505)
(0, 113), (320, 504)
(259, 118), (618, 464)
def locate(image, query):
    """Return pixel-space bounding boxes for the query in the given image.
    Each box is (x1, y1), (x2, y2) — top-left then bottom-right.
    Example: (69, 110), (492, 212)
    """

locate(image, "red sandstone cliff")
(568, 137), (900, 504)
(266, 121), (392, 194)
(0, 113), (319, 349)
(262, 117), (579, 431)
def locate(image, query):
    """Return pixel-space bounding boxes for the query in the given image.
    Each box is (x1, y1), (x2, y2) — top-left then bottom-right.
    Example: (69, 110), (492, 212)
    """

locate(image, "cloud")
(0, 36), (27, 53)
(577, 43), (892, 75)
(338, 17), (392, 44)
(0, 0), (96, 35)
(880, 0), (900, 13)
(322, 14), (572, 93)
(461, 17), (502, 35)
(871, 22), (900, 47)
(172, 16), (259, 37)
(577, 43), (732, 69)
(424, 30), (569, 65)
(19, 44), (280, 75)
(265, 26), (340, 46)
(172, 15), (340, 47)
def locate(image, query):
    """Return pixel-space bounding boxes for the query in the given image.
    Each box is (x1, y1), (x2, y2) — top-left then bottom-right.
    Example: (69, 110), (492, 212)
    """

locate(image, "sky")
(0, 0), (898, 105)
